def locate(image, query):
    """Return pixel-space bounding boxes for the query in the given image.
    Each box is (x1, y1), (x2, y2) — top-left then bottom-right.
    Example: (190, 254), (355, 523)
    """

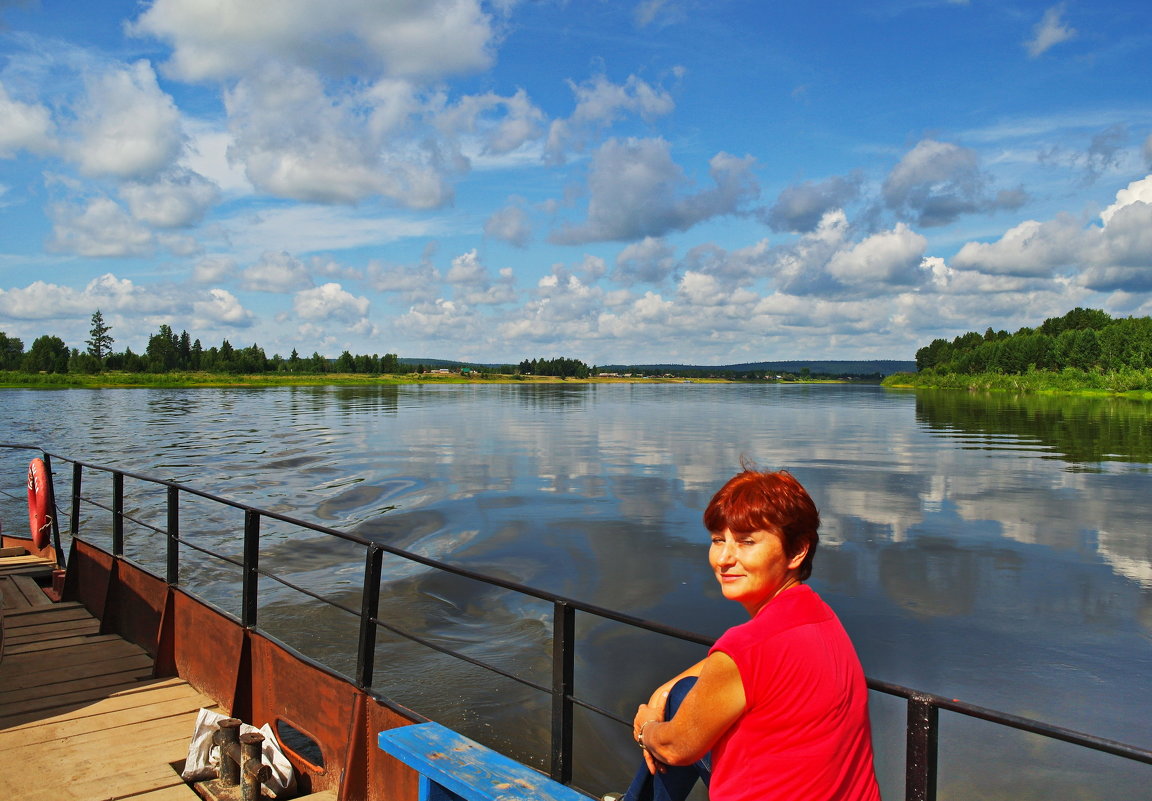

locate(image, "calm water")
(1, 383), (1150, 799)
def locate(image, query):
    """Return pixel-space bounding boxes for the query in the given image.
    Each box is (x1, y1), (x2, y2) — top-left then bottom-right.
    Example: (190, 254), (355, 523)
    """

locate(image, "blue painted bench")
(377, 722), (590, 801)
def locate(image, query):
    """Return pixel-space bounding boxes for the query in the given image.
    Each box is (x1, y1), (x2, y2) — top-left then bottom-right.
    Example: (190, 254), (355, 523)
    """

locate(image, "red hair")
(703, 469), (820, 580)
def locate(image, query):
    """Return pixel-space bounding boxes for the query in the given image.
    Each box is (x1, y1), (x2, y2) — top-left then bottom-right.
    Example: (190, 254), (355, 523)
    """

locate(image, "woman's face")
(709, 527), (808, 616)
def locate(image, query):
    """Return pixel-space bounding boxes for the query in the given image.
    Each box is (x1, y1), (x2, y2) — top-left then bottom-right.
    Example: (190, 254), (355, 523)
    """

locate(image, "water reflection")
(914, 388), (1152, 467)
(2, 383), (1151, 799)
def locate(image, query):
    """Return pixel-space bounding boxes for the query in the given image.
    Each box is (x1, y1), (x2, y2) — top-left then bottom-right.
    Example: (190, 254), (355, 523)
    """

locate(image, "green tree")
(86, 310), (114, 362)
(145, 324), (179, 372)
(22, 335), (69, 373)
(0, 331), (24, 370)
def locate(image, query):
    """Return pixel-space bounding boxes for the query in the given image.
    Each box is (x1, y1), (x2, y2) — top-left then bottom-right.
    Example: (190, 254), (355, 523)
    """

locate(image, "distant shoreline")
(0, 370), (856, 389)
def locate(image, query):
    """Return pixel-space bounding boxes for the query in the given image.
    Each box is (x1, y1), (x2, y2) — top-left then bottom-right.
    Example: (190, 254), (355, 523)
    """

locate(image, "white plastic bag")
(182, 708), (297, 798)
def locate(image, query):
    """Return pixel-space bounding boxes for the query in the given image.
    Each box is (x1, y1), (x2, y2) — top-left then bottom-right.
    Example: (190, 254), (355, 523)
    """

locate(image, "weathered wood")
(0, 593), (213, 801)
(378, 722), (587, 801)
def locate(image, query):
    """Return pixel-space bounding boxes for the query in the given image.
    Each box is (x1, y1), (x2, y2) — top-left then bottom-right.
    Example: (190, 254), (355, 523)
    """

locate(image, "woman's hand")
(633, 703), (664, 774)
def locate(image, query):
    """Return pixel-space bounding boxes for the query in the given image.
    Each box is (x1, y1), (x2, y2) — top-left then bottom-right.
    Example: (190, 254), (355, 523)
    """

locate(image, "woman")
(618, 468), (881, 801)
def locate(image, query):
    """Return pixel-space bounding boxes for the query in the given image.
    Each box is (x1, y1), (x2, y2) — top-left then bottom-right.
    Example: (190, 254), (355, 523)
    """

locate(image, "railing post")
(70, 462), (82, 536)
(355, 544), (384, 689)
(550, 600), (575, 784)
(112, 471), (124, 556)
(166, 486), (180, 584)
(242, 509), (260, 627)
(906, 694), (939, 801)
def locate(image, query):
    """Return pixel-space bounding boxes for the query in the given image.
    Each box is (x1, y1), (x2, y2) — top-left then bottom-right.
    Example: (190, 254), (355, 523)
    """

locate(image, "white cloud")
(47, 196), (156, 257)
(1100, 175), (1152, 225)
(484, 202), (532, 247)
(222, 62), (455, 207)
(546, 74), (676, 161)
(293, 282), (370, 321)
(1025, 4), (1077, 58)
(550, 139), (758, 244)
(120, 170), (220, 228)
(68, 61), (185, 180)
(129, 0), (496, 82)
(882, 139), (1024, 227)
(826, 224), (928, 288)
(243, 250), (314, 292)
(614, 236), (676, 284)
(445, 249), (488, 286)
(192, 287), (256, 327)
(763, 173), (862, 233)
(0, 80), (55, 157)
(193, 255), (238, 284)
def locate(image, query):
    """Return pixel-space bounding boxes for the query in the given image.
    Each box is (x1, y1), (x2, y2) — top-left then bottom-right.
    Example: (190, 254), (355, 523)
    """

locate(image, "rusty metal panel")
(167, 589), (245, 713)
(67, 540), (113, 619)
(103, 556), (167, 656)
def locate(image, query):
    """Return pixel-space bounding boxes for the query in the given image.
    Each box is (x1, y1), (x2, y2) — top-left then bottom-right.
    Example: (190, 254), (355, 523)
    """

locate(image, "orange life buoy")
(27, 458), (52, 550)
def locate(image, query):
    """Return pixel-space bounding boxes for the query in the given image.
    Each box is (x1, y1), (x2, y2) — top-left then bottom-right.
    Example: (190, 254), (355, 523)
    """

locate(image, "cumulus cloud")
(1025, 4), (1076, 58)
(882, 139), (1025, 227)
(242, 250), (314, 292)
(484, 201), (531, 247)
(193, 255), (238, 284)
(438, 88), (545, 159)
(129, 0), (495, 82)
(953, 175), (1152, 287)
(614, 237), (677, 285)
(192, 287), (256, 327)
(0, 272), (220, 322)
(826, 224), (928, 288)
(0, 81), (55, 157)
(550, 138), (758, 244)
(545, 74), (676, 162)
(762, 173), (862, 233)
(294, 282), (370, 321)
(225, 63), (452, 207)
(68, 61), (185, 180)
(120, 169), (220, 227)
(47, 196), (156, 257)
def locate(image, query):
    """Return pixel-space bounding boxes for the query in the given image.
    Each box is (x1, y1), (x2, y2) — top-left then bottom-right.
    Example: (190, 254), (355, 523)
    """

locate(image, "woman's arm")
(633, 651), (745, 769)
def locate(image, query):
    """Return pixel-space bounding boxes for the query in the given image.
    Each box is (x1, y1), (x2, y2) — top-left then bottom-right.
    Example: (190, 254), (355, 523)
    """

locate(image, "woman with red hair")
(616, 468), (880, 801)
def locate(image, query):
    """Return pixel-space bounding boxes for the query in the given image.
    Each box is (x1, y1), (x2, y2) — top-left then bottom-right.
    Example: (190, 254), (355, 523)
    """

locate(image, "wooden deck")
(1, 569), (217, 801)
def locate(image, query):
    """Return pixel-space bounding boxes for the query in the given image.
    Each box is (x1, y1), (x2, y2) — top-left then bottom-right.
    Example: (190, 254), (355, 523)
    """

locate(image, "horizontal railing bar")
(866, 678), (1152, 765)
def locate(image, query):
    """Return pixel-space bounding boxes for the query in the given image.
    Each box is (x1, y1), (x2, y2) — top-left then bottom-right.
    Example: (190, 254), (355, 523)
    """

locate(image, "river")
(1, 382), (1149, 799)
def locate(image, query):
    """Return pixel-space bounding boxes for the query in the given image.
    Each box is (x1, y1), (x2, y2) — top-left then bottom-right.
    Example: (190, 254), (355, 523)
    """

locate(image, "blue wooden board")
(377, 722), (589, 801)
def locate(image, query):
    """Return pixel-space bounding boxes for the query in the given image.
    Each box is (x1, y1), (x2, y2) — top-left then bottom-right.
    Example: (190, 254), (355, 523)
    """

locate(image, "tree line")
(0, 311), (407, 375)
(0, 311), (600, 378)
(914, 307), (1152, 375)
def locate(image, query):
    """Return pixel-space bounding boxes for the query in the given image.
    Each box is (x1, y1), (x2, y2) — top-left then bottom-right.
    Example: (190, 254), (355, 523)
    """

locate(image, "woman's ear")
(786, 542), (810, 570)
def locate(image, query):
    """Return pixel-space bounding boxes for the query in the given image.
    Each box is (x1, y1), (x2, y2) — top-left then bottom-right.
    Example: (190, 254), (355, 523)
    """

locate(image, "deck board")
(0, 571), (216, 801)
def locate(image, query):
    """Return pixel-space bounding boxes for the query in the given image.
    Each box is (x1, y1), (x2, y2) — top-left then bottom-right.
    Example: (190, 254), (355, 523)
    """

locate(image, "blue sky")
(2, 0), (1151, 364)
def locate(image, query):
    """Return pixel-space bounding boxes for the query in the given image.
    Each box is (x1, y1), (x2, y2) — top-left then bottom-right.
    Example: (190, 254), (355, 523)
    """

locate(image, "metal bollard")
(212, 718), (271, 801)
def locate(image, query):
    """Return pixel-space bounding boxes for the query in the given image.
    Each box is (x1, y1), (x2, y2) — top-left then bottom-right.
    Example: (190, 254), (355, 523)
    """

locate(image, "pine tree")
(86, 309), (115, 361)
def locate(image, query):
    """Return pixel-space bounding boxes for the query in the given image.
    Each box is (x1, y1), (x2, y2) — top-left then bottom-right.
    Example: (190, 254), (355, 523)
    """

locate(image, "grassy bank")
(0, 370), (748, 389)
(882, 367), (1152, 398)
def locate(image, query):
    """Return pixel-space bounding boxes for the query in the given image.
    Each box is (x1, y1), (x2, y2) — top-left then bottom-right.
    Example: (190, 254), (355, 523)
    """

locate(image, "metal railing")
(2, 443), (1150, 800)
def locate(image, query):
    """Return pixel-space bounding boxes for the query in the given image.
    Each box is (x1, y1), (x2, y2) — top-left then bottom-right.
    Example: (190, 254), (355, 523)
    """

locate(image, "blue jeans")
(621, 677), (712, 801)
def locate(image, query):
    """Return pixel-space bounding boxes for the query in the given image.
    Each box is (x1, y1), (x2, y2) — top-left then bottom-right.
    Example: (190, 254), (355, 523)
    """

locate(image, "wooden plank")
(0, 644), (155, 691)
(10, 574), (52, 606)
(3, 617), (101, 644)
(1, 678), (204, 730)
(0, 664), (156, 709)
(2, 631), (123, 656)
(0, 697), (209, 748)
(0, 673), (179, 723)
(0, 601), (87, 626)
(378, 722), (587, 801)
(0, 576), (24, 610)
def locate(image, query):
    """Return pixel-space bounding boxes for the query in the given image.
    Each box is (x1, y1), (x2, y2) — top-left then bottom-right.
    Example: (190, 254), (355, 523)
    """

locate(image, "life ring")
(27, 458), (52, 550)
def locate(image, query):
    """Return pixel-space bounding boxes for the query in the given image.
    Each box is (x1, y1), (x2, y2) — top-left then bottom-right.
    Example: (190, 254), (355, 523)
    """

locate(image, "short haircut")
(703, 469), (820, 581)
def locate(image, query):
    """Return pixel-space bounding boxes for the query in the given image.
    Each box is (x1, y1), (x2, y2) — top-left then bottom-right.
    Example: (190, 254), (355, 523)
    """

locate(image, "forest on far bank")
(885, 307), (1152, 393)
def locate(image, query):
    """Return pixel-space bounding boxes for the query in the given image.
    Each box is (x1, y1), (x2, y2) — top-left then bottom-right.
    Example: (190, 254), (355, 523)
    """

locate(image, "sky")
(1, 0), (1151, 365)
